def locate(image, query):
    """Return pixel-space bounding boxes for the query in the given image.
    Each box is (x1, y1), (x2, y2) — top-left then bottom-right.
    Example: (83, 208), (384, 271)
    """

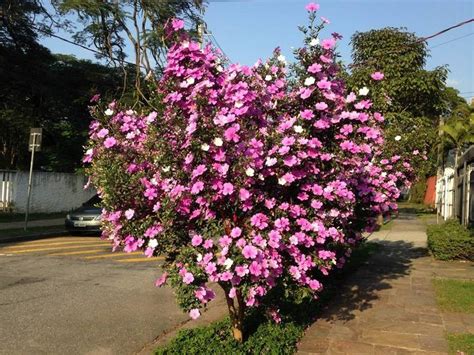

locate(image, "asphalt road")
(0, 236), (188, 355)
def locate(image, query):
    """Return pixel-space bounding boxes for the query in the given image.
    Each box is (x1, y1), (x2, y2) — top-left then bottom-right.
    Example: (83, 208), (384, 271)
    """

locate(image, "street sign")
(28, 128), (42, 152)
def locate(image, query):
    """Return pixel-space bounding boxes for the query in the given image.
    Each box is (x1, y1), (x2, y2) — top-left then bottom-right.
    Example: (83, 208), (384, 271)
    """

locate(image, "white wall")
(9, 171), (96, 213)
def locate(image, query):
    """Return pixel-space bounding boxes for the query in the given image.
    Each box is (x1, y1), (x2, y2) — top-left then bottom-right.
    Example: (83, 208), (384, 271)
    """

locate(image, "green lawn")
(432, 278), (474, 354)
(447, 333), (474, 355)
(433, 278), (474, 313)
(397, 202), (435, 216)
(0, 212), (66, 223)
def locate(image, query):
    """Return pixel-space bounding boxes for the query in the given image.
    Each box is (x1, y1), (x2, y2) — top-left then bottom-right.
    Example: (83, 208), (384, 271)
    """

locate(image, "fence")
(0, 170), (96, 213)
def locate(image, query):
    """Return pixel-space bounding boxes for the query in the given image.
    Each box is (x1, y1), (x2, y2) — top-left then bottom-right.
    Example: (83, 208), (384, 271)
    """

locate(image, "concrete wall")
(6, 171), (96, 213)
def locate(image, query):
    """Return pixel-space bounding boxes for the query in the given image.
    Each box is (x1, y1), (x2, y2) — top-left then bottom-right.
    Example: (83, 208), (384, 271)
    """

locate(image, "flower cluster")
(85, 3), (404, 323)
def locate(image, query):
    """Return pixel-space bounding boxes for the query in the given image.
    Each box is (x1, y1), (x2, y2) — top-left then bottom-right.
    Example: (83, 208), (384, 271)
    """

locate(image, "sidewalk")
(297, 213), (474, 354)
(0, 218), (64, 230)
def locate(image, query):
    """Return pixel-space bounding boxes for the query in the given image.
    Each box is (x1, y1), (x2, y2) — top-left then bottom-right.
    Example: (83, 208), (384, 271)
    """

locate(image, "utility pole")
(25, 128), (42, 231)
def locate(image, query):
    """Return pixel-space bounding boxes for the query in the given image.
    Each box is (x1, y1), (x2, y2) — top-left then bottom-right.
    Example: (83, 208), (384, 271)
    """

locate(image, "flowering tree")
(84, 3), (405, 342)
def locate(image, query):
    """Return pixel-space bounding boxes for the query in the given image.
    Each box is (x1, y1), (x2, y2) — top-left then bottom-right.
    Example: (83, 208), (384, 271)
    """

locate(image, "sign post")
(24, 128), (42, 231)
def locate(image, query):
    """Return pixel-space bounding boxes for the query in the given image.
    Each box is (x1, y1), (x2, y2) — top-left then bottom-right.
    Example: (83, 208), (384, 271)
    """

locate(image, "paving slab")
(297, 213), (474, 354)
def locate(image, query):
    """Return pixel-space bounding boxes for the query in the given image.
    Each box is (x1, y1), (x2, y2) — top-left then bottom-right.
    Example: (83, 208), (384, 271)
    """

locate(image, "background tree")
(348, 28), (448, 185)
(0, 0), (131, 171)
(54, 0), (206, 102)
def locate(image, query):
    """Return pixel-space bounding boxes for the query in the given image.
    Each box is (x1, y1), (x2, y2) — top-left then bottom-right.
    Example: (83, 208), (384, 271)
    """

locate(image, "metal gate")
(0, 170), (15, 212)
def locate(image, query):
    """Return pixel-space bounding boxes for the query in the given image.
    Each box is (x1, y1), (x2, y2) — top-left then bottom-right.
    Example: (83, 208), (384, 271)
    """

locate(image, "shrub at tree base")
(427, 220), (474, 261)
(84, 3), (411, 341)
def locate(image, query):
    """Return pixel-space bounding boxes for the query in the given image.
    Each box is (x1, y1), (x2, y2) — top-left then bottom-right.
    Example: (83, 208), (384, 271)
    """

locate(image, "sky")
(40, 0), (474, 101)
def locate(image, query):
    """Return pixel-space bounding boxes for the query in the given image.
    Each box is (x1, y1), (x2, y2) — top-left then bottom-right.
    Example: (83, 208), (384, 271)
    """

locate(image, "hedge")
(427, 219), (474, 261)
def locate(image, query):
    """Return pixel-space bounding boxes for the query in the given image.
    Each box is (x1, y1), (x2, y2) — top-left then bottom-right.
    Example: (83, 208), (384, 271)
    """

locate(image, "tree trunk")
(222, 285), (245, 342)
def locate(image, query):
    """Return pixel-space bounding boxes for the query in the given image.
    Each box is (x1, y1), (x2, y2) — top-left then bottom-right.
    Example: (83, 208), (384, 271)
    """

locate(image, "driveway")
(0, 236), (188, 354)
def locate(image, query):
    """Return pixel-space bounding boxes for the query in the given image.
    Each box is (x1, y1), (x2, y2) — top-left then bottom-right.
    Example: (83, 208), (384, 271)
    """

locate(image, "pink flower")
(171, 18), (184, 31)
(315, 102), (328, 111)
(191, 181), (204, 194)
(191, 234), (203, 246)
(189, 308), (200, 320)
(183, 272), (194, 284)
(305, 2), (320, 12)
(300, 88), (312, 100)
(104, 137), (117, 148)
(371, 71), (384, 81)
(300, 109), (314, 120)
(308, 63), (322, 73)
(203, 239), (214, 249)
(97, 128), (109, 138)
(155, 272), (168, 287)
(224, 125), (240, 142)
(321, 16), (330, 24)
(222, 183), (234, 195)
(239, 188), (250, 201)
(231, 227), (242, 238)
(321, 38), (335, 50)
(125, 209), (135, 220)
(242, 245), (258, 259)
(308, 279), (321, 290)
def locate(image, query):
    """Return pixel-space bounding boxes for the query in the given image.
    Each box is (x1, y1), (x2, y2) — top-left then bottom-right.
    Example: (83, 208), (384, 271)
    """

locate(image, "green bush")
(155, 318), (303, 355)
(427, 219), (474, 261)
(409, 179), (427, 204)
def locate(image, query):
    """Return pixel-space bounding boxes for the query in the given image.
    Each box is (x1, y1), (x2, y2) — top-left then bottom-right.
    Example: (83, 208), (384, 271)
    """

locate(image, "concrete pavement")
(297, 213), (474, 354)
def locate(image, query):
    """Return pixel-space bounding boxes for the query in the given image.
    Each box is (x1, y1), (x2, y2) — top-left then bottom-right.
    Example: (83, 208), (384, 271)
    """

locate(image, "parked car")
(65, 195), (102, 233)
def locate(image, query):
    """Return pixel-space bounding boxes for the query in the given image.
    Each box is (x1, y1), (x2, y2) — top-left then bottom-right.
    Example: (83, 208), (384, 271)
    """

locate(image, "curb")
(0, 230), (69, 244)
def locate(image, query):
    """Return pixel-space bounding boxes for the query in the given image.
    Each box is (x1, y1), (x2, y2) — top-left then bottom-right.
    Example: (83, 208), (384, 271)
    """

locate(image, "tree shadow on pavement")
(315, 240), (428, 323)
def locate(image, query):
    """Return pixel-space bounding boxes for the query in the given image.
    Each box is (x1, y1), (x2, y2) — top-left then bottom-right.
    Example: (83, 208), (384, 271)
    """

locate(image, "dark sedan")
(65, 195), (102, 233)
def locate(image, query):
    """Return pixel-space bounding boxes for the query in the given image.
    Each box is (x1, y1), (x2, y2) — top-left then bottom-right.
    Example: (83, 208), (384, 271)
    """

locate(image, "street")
(0, 236), (188, 355)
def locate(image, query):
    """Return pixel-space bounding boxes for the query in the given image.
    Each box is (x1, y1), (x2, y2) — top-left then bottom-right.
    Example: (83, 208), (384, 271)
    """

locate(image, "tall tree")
(0, 0), (132, 171)
(348, 27), (449, 180)
(54, 0), (206, 101)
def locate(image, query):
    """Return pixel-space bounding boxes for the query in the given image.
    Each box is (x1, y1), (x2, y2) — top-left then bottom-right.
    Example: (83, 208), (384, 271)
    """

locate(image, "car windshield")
(83, 195), (101, 207)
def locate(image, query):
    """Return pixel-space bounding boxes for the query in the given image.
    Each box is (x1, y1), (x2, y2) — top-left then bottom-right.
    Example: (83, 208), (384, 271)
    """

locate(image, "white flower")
(196, 253), (203, 262)
(85, 148), (93, 155)
(304, 77), (316, 86)
(265, 74), (272, 81)
(148, 239), (158, 248)
(245, 167), (255, 177)
(278, 177), (287, 185)
(201, 143), (210, 151)
(258, 174), (264, 181)
(235, 101), (244, 108)
(104, 108), (114, 116)
(213, 137), (223, 147)
(182, 41), (189, 48)
(150, 178), (158, 185)
(223, 258), (234, 270)
(217, 65), (224, 72)
(358, 87), (369, 96)
(186, 77), (195, 85)
(293, 125), (304, 133)
(265, 157), (277, 167)
(162, 166), (170, 172)
(309, 38), (320, 47)
(277, 54), (286, 63)
(395, 135), (402, 141)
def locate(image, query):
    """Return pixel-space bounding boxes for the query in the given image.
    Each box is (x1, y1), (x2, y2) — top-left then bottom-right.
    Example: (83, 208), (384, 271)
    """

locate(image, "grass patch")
(0, 212), (66, 223)
(0, 225), (65, 239)
(447, 333), (474, 354)
(433, 279), (474, 313)
(155, 242), (380, 354)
